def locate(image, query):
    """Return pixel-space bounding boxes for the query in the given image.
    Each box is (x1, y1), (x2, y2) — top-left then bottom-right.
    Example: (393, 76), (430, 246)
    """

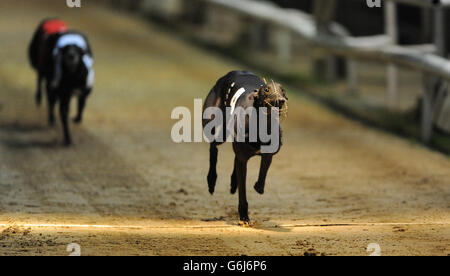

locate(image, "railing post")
(422, 74), (434, 144)
(249, 20), (265, 50)
(347, 60), (359, 95)
(275, 27), (292, 62)
(423, 5), (447, 141)
(313, 0), (337, 82)
(421, 5), (446, 144)
(385, 0), (399, 111)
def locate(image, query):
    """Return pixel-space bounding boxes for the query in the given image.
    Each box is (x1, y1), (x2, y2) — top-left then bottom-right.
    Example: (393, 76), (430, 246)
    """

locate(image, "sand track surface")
(0, 0), (448, 256)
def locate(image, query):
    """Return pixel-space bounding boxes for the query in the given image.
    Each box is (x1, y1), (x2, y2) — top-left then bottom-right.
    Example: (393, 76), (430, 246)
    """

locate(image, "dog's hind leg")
(254, 154), (273, 195)
(46, 88), (57, 126)
(36, 73), (43, 106)
(204, 87), (223, 195)
(207, 143), (218, 195)
(236, 154), (250, 224)
(230, 157), (238, 194)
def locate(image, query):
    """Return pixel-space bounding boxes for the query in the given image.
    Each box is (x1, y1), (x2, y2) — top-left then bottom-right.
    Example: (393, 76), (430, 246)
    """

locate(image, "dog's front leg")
(207, 143), (218, 194)
(74, 90), (89, 124)
(59, 93), (72, 146)
(236, 153), (250, 224)
(254, 154), (273, 195)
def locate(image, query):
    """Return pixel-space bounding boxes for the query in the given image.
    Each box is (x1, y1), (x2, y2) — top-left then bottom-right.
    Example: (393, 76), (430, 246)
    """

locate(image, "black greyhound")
(28, 28), (94, 146)
(203, 71), (288, 225)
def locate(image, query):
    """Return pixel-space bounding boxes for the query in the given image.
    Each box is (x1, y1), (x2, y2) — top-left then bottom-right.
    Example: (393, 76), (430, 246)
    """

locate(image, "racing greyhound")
(203, 71), (288, 225)
(28, 22), (94, 146)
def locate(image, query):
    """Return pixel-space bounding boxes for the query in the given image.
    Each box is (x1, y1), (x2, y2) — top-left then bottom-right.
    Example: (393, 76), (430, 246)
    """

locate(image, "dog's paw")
(254, 182), (264, 195)
(207, 171), (217, 195)
(230, 175), (237, 194)
(73, 117), (82, 124)
(238, 219), (252, 227)
(230, 184), (237, 195)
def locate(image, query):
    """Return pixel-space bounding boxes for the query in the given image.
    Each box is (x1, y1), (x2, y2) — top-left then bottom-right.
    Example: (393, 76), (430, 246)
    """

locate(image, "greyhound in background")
(203, 71), (288, 225)
(29, 21), (94, 146)
(28, 18), (68, 106)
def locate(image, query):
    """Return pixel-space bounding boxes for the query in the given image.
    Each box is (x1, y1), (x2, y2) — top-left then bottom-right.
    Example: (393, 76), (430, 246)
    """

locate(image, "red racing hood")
(42, 19), (68, 35)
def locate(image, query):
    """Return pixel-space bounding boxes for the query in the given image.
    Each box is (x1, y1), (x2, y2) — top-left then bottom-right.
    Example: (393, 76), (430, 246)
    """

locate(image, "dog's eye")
(264, 88), (269, 93)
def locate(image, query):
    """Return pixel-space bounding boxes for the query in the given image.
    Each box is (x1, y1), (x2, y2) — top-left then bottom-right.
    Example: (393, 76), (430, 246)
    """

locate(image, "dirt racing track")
(0, 0), (448, 256)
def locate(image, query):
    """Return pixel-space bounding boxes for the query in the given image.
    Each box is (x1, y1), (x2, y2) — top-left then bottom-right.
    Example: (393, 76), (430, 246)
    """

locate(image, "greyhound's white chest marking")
(230, 87), (246, 114)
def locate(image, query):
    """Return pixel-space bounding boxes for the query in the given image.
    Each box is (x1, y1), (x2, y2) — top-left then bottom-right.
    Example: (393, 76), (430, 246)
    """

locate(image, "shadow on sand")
(0, 122), (61, 149)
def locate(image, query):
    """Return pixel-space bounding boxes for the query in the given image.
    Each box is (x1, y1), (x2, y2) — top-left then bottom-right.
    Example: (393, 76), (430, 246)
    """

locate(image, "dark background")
(271, 0), (448, 51)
